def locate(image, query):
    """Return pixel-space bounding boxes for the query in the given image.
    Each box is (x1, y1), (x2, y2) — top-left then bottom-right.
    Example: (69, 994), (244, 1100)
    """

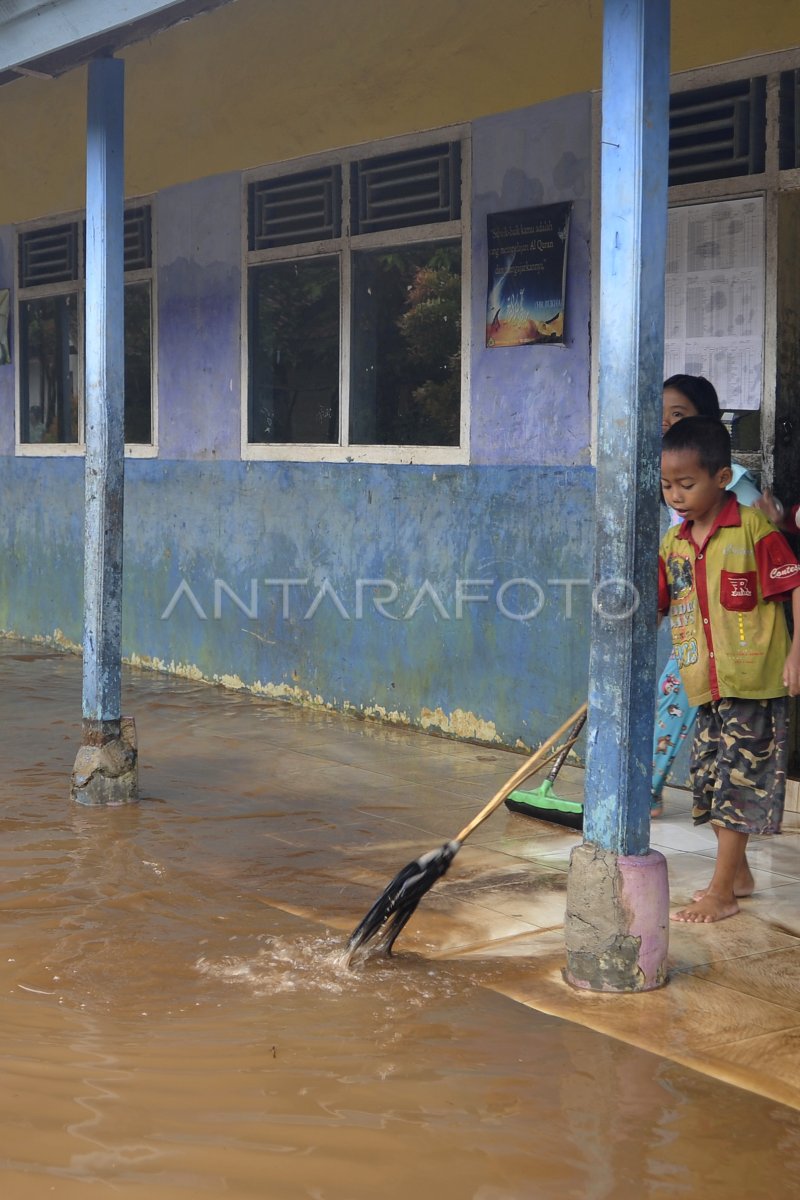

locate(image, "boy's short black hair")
(662, 415), (732, 476)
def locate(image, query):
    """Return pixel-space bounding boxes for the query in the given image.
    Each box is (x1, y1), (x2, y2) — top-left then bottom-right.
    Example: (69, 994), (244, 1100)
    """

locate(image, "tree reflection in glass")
(350, 241), (461, 446)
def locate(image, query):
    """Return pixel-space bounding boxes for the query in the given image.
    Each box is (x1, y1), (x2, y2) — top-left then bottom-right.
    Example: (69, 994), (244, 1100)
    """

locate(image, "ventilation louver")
(249, 167), (342, 250)
(124, 206), (152, 271)
(351, 143), (461, 235)
(19, 223), (78, 287)
(669, 78), (766, 186)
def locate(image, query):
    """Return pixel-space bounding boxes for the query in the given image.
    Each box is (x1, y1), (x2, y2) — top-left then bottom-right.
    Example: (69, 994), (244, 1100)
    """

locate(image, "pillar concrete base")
(71, 716), (138, 806)
(564, 842), (669, 992)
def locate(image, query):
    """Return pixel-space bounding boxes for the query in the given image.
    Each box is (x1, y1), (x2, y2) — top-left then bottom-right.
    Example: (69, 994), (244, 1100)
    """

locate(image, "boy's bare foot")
(691, 883), (753, 901)
(670, 893), (740, 923)
(692, 863), (755, 902)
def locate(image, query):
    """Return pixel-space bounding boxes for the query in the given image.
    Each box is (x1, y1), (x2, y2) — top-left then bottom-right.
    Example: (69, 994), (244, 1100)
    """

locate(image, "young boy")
(658, 416), (800, 923)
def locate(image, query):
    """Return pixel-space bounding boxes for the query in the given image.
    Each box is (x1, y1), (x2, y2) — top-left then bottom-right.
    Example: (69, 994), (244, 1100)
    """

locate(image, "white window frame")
(14, 198), (159, 459)
(241, 127), (471, 465)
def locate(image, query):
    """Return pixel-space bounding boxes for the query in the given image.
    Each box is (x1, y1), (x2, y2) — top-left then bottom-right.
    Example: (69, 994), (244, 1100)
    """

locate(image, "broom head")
(344, 839), (461, 962)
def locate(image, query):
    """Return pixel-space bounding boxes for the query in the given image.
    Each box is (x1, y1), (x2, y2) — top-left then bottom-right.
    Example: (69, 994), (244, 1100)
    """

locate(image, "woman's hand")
(783, 645), (800, 696)
(786, 587), (800, 696)
(754, 488), (785, 526)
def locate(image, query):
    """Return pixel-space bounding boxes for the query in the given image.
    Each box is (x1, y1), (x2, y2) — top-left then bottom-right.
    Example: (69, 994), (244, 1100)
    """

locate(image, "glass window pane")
(248, 257), (340, 443)
(19, 294), (79, 444)
(350, 241), (461, 446)
(124, 282), (152, 444)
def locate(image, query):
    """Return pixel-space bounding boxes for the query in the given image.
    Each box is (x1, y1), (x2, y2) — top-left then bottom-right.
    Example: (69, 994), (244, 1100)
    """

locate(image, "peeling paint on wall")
(128, 652), (331, 706)
(363, 703), (413, 725)
(420, 706), (501, 743)
(2, 627), (588, 758)
(0, 628), (82, 655)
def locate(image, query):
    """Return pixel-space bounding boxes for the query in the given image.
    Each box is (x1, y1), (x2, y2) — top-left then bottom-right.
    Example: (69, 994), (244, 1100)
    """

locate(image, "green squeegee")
(504, 709), (586, 830)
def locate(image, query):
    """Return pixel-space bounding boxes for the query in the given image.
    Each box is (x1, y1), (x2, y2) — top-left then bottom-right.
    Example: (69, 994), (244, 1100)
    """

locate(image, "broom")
(504, 707), (587, 829)
(344, 703), (587, 962)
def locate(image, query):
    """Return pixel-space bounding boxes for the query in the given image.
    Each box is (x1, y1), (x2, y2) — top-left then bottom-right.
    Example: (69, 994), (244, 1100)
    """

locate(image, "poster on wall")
(664, 197), (765, 410)
(485, 202), (571, 347)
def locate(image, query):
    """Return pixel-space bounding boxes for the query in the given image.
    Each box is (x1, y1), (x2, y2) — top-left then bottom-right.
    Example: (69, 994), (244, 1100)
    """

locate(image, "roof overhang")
(0, 0), (234, 82)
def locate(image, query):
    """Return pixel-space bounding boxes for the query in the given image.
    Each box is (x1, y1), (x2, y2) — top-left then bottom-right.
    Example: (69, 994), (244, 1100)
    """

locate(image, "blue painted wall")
(0, 95), (599, 750)
(470, 93), (592, 466)
(156, 173), (243, 461)
(0, 455), (593, 746)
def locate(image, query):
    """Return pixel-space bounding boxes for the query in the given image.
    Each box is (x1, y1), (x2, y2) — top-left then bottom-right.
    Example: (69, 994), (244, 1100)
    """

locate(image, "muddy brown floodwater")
(2, 640), (800, 1200)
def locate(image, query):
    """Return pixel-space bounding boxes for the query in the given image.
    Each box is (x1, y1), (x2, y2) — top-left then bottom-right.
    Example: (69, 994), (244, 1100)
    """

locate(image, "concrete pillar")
(564, 0), (670, 990)
(71, 56), (138, 806)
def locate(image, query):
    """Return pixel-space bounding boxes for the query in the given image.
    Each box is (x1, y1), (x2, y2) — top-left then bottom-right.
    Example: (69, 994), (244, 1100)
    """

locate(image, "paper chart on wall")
(664, 197), (765, 410)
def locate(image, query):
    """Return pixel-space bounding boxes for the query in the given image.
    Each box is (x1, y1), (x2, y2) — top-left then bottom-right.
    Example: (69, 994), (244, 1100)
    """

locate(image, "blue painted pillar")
(564, 0), (670, 991)
(71, 57), (137, 805)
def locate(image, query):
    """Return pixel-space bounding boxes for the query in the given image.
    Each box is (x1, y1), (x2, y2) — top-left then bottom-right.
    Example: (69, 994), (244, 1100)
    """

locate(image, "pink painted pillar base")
(564, 843), (669, 992)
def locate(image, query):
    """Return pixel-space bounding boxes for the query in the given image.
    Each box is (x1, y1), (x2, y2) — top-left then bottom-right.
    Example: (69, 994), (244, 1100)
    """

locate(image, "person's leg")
(678, 697), (788, 920)
(692, 824), (754, 901)
(687, 701), (718, 827)
(671, 827), (749, 923)
(651, 653), (697, 816)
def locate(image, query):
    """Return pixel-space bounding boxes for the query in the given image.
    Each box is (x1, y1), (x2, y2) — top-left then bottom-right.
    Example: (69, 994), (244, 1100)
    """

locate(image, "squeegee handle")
(544, 709), (587, 784)
(454, 702), (588, 844)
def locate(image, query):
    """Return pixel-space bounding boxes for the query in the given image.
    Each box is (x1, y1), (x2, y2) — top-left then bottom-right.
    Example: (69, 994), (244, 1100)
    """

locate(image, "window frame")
(241, 128), (471, 465)
(14, 199), (158, 459)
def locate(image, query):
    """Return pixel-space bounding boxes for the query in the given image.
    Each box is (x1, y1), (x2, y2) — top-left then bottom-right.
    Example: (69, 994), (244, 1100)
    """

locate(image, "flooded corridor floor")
(2, 640), (800, 1199)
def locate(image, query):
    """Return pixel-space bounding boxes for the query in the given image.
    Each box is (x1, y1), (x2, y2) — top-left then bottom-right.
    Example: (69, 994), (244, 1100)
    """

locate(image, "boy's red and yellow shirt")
(658, 493), (800, 706)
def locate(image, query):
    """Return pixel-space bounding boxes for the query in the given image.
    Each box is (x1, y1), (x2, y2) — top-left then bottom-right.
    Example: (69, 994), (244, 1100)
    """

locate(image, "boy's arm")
(784, 587), (800, 697)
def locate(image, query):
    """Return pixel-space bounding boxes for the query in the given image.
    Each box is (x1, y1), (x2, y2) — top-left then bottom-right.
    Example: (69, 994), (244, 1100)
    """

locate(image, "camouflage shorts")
(691, 697), (789, 835)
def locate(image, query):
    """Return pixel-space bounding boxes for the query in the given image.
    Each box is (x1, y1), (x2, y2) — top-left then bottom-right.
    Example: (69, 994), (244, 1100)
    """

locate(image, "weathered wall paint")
(470, 94), (591, 466)
(0, 456), (593, 750)
(0, 91), (597, 755)
(0, 0), (798, 224)
(156, 173), (242, 461)
(0, 80), (693, 779)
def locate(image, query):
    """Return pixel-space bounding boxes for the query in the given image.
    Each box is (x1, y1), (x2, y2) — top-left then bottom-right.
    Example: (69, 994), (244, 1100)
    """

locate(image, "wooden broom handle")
(454, 702), (588, 843)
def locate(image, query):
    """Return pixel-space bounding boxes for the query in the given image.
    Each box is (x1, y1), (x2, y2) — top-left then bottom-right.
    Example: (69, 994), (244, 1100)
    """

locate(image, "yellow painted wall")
(0, 0), (798, 225)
